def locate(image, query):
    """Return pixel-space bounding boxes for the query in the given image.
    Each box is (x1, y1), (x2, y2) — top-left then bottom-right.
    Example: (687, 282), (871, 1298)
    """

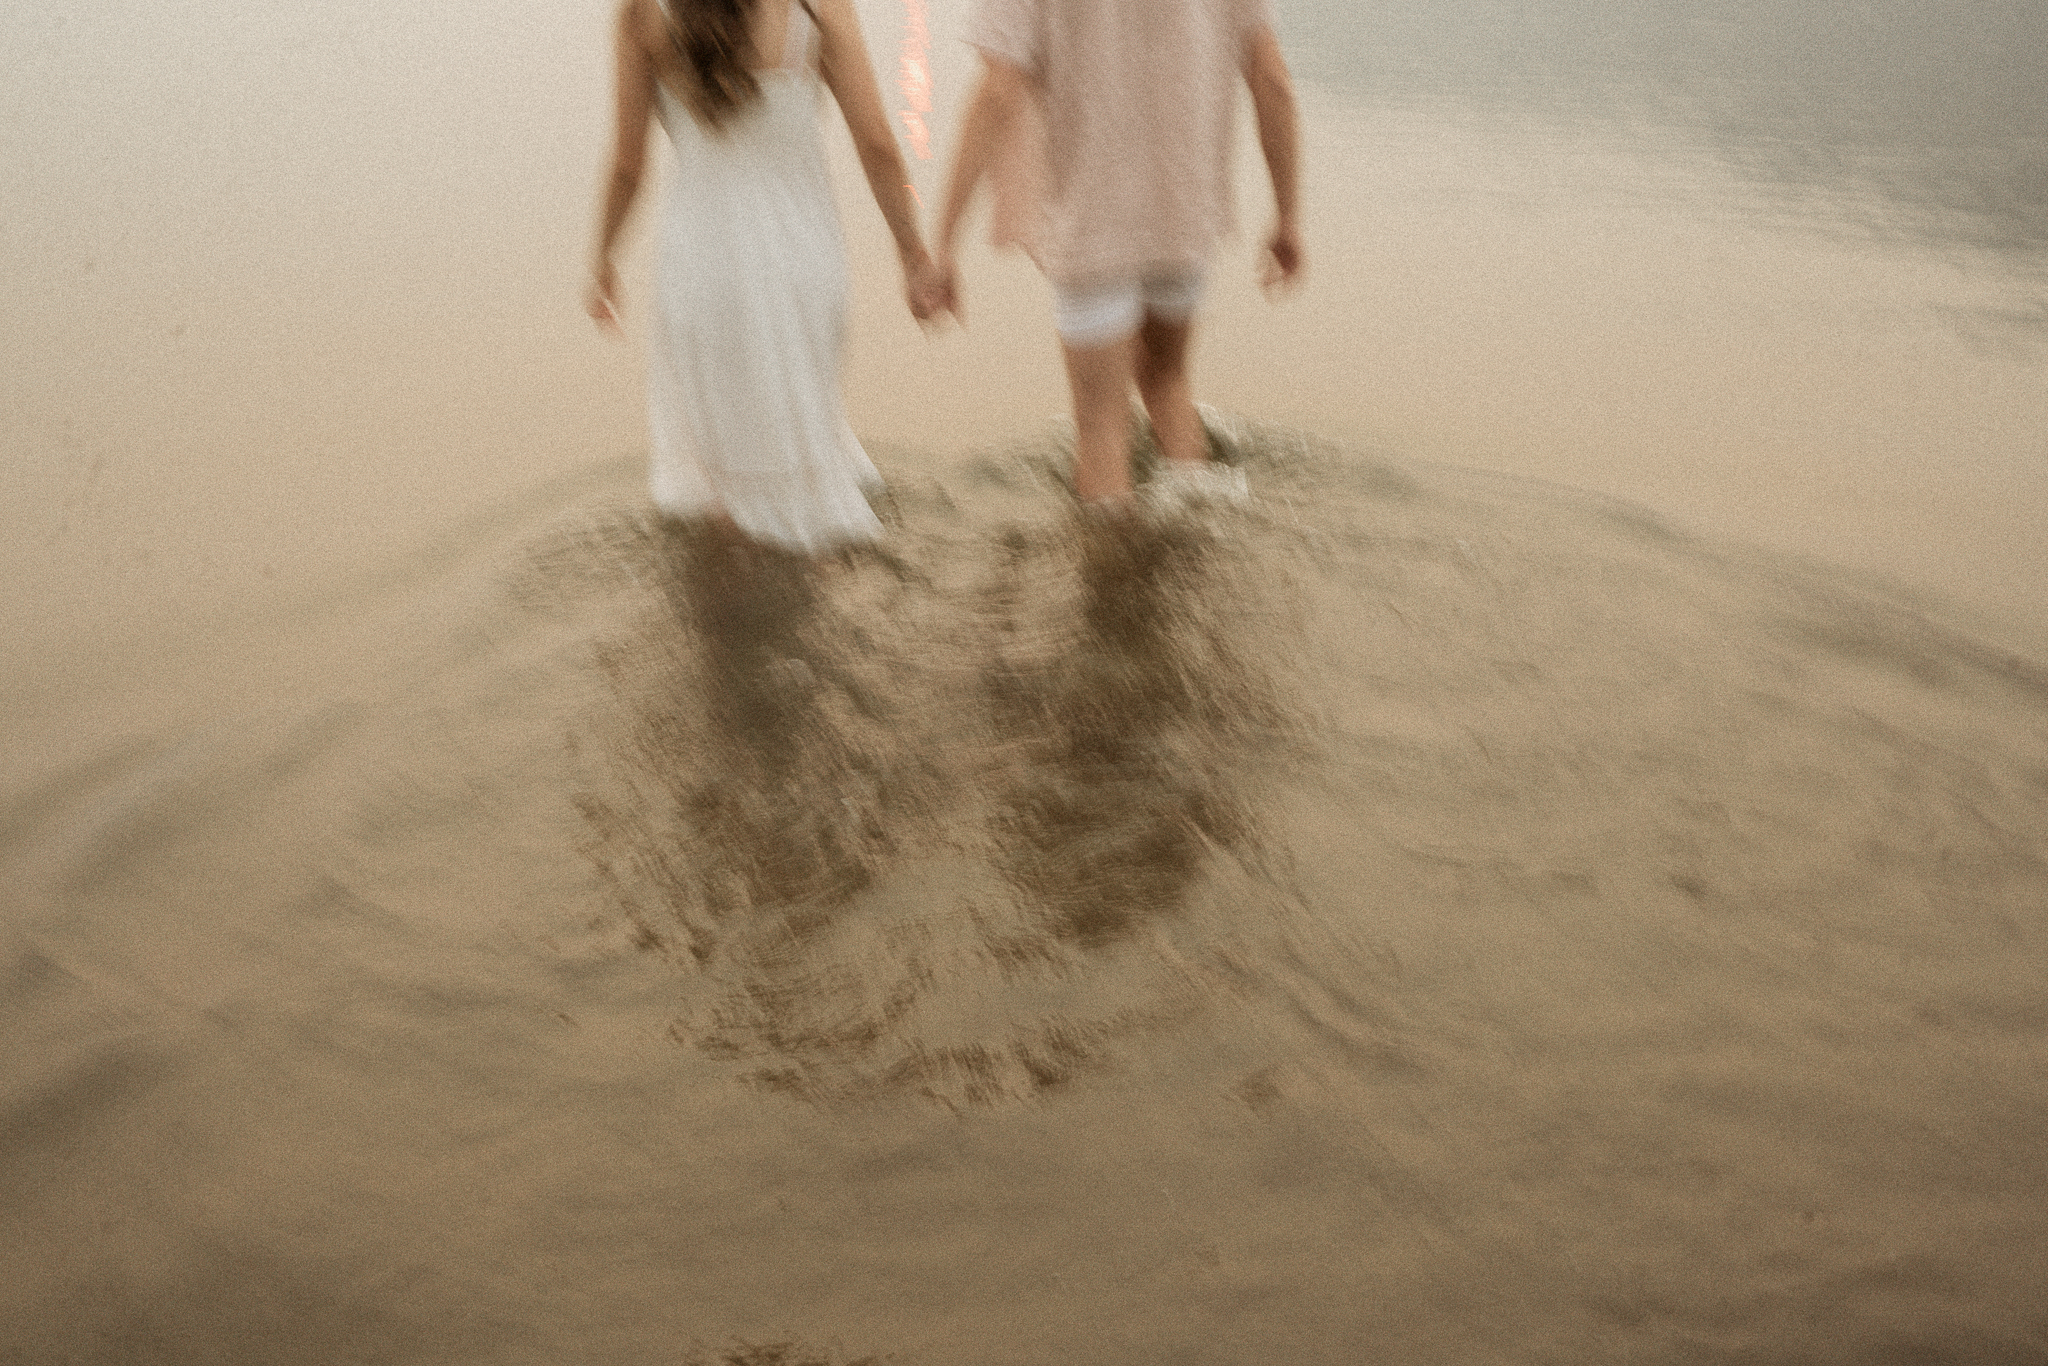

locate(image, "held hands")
(591, 252), (958, 333)
(903, 249), (961, 328)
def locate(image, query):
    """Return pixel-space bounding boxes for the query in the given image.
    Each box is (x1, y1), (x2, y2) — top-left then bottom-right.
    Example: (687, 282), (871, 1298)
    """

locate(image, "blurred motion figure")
(588, 0), (948, 552)
(934, 0), (1303, 504)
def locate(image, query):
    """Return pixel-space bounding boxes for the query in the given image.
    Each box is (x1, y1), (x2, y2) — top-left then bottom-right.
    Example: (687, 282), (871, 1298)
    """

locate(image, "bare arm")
(812, 0), (944, 319)
(1242, 24), (1303, 288)
(932, 53), (1031, 319)
(588, 0), (658, 328)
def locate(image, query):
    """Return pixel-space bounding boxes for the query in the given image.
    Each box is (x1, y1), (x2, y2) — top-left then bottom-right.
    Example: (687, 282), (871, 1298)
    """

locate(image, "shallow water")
(8, 421), (2048, 1362)
(4, 0), (2044, 756)
(5, 0), (2048, 1360)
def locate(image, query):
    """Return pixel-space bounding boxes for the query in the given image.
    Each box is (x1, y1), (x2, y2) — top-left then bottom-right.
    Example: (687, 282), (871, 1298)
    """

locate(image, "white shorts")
(1051, 266), (1208, 349)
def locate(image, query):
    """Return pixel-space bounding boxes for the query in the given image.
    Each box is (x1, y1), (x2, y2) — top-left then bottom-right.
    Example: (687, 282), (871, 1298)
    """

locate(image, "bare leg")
(1060, 334), (1139, 502)
(1134, 311), (1207, 468)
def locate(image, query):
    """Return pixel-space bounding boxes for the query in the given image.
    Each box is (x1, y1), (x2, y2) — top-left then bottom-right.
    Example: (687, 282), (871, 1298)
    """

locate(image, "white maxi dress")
(646, 1), (885, 552)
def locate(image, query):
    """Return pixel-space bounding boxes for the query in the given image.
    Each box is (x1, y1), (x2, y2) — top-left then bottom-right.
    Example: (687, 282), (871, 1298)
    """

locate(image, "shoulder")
(798, 0), (864, 70)
(967, 0), (1041, 68)
(618, 0), (666, 50)
(1228, 0), (1276, 35)
(806, 0), (861, 42)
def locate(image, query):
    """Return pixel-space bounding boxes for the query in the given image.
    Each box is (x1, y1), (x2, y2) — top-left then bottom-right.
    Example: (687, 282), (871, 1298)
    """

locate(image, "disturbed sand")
(6, 417), (2047, 1363)
(5, 0), (2047, 1360)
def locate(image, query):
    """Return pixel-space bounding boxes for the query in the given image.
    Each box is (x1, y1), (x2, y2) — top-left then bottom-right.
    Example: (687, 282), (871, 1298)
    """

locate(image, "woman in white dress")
(587, 0), (944, 553)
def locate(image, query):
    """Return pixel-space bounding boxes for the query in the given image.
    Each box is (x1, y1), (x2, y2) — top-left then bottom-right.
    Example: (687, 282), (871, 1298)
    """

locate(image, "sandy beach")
(6, 421), (2048, 1362)
(4, 0), (2046, 1360)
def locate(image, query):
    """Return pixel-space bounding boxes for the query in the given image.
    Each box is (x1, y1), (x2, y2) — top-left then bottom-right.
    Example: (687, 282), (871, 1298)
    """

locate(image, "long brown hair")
(663, 0), (759, 129)
(663, 0), (818, 130)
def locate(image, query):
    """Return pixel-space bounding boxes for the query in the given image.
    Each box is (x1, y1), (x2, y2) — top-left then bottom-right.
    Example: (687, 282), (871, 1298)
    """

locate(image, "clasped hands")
(590, 221), (1297, 335)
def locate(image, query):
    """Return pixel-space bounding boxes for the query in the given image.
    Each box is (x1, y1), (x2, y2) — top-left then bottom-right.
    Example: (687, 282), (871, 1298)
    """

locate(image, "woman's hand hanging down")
(587, 0), (655, 336)
(587, 260), (624, 332)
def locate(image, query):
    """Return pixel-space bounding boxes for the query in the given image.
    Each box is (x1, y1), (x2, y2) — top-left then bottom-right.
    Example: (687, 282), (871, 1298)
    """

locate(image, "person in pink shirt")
(933, 0), (1303, 506)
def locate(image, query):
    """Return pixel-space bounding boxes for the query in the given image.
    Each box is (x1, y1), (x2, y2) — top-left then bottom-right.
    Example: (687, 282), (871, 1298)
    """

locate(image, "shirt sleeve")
(965, 0), (1040, 74)
(1235, 0), (1275, 35)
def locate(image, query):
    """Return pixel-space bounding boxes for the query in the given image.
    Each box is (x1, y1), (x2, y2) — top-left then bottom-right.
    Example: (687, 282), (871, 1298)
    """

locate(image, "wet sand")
(6, 420), (2048, 1362)
(5, 0), (2048, 1359)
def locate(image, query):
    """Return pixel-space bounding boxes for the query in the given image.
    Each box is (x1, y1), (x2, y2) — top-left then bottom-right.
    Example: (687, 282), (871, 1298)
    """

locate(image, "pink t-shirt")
(967, 0), (1275, 287)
